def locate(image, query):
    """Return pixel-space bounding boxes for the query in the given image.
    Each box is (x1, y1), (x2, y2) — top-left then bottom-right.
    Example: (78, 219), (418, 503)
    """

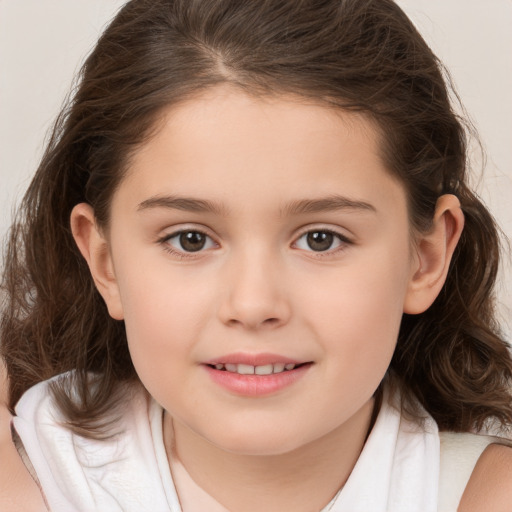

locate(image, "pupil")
(307, 231), (333, 252)
(180, 231), (206, 252)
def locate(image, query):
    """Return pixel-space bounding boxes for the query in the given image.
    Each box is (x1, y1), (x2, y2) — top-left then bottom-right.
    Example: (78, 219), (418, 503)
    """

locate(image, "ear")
(403, 194), (464, 315)
(70, 203), (124, 320)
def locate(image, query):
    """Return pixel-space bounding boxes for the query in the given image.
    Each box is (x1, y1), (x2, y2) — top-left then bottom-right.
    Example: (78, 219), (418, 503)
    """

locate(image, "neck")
(164, 398), (375, 512)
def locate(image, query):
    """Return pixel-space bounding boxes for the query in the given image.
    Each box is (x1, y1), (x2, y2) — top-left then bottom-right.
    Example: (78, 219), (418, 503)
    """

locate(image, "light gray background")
(1, 1), (511, 337)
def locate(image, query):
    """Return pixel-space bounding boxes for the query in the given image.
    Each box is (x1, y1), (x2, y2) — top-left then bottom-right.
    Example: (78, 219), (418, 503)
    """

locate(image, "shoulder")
(0, 403), (47, 512)
(458, 442), (512, 512)
(10, 375), (166, 511)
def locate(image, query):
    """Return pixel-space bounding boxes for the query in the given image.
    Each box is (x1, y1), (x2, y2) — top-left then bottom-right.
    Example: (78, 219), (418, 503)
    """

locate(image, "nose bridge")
(218, 241), (290, 329)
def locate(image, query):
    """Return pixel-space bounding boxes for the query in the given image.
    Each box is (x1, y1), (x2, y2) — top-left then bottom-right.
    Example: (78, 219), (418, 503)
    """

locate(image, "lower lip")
(203, 364), (312, 396)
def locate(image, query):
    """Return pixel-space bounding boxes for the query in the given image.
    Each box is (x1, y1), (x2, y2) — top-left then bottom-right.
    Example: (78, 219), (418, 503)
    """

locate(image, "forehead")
(134, 87), (383, 166)
(114, 86), (406, 217)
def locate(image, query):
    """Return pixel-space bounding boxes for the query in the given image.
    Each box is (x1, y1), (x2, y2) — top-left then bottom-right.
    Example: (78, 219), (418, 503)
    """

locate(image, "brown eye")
(294, 229), (349, 254)
(179, 231), (207, 252)
(163, 230), (215, 254)
(306, 231), (335, 251)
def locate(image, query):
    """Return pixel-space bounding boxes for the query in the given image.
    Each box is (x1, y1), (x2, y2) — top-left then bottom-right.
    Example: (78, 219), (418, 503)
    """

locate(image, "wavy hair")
(1, 0), (511, 435)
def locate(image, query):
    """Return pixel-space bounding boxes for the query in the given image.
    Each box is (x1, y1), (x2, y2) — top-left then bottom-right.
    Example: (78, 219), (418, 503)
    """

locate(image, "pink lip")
(204, 352), (303, 366)
(202, 353), (313, 396)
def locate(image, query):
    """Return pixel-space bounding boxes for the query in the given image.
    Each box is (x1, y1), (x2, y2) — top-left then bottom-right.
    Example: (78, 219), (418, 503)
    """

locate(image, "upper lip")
(203, 352), (308, 366)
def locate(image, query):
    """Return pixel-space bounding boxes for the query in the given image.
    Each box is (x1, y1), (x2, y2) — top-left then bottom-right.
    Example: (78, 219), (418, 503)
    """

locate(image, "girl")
(1, 0), (512, 510)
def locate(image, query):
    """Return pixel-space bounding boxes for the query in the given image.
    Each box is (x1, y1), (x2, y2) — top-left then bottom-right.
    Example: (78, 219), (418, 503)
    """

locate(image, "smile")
(208, 363), (301, 375)
(203, 356), (312, 396)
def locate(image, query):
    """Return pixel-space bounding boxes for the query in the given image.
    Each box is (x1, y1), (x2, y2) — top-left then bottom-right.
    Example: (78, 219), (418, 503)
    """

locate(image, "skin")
(1, 86), (510, 510)
(0, 364), (46, 511)
(459, 444), (512, 512)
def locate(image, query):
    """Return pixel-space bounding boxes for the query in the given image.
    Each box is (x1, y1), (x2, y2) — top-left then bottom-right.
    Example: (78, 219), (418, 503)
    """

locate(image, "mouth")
(205, 362), (311, 375)
(202, 353), (313, 395)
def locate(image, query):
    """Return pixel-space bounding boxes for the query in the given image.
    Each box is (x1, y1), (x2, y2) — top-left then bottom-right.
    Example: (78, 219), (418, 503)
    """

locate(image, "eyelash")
(157, 227), (353, 259)
(292, 228), (353, 258)
(158, 229), (217, 259)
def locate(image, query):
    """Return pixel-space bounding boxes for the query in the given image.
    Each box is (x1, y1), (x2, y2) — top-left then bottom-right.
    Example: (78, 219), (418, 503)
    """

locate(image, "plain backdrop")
(1, 0), (511, 338)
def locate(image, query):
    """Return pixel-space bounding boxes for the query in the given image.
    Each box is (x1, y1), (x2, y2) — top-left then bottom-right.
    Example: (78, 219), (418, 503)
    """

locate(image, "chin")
(219, 439), (302, 457)
(204, 424), (309, 457)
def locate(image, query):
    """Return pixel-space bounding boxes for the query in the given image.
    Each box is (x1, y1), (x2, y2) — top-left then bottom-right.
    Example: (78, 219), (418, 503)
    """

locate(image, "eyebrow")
(137, 195), (228, 215)
(281, 195), (377, 216)
(137, 194), (376, 217)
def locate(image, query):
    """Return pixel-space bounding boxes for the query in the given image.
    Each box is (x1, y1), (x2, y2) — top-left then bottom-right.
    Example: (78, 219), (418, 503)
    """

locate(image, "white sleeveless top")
(12, 377), (507, 512)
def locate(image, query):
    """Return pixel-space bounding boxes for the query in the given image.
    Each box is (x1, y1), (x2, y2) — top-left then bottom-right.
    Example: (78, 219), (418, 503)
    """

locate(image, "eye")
(294, 230), (349, 252)
(163, 230), (216, 253)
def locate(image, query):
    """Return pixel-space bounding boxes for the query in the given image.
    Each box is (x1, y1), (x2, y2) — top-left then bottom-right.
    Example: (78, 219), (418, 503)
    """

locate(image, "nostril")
(225, 317), (281, 328)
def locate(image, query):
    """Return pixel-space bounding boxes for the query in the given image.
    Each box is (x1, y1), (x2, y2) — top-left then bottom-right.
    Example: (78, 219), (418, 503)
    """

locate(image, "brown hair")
(1, 0), (511, 434)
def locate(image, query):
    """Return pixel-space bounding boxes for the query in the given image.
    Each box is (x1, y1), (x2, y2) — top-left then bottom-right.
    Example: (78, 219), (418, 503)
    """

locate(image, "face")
(102, 86), (419, 456)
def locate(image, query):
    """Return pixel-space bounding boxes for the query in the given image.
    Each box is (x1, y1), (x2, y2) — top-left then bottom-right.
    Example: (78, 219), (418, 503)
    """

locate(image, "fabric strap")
(325, 388), (439, 511)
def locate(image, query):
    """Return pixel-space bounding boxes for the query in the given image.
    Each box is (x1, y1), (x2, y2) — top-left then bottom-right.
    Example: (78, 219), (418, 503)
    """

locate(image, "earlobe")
(403, 194), (465, 315)
(70, 203), (124, 320)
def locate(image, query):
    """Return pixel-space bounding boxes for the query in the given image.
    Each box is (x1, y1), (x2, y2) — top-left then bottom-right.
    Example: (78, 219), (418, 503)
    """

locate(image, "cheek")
(301, 248), (411, 376)
(113, 259), (216, 379)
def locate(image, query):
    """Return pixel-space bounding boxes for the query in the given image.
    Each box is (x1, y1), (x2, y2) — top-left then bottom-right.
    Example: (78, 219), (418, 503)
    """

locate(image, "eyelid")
(293, 223), (354, 241)
(155, 223), (354, 259)
(291, 225), (354, 255)
(157, 224), (219, 258)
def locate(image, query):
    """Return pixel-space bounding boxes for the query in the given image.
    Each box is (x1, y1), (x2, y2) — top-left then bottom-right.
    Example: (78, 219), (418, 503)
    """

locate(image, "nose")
(217, 249), (291, 330)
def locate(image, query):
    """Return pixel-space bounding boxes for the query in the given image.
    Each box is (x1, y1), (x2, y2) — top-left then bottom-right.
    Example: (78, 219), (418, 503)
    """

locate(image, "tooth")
(273, 363), (285, 373)
(285, 363), (296, 371)
(255, 364), (273, 375)
(215, 364), (224, 370)
(237, 364), (255, 375)
(225, 364), (237, 373)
